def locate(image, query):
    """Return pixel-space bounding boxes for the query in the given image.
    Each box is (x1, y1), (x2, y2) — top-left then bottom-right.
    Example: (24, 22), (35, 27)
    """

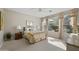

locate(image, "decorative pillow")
(27, 32), (33, 36)
(24, 32), (32, 38)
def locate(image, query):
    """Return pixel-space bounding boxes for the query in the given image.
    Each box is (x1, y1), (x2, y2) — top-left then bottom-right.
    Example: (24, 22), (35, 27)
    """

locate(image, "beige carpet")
(0, 39), (65, 51)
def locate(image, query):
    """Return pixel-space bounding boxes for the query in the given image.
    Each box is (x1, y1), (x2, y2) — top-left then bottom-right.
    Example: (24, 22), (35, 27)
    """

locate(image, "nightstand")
(15, 32), (23, 40)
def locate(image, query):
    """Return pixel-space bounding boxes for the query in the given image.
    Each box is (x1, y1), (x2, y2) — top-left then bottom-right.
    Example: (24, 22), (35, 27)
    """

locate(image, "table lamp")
(17, 25), (22, 32)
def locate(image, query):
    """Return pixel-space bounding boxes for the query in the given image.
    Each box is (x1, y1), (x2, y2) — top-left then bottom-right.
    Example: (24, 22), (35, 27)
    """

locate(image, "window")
(64, 15), (73, 33)
(48, 16), (59, 32)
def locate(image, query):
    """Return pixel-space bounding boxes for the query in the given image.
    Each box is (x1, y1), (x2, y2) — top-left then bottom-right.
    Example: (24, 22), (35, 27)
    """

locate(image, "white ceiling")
(6, 8), (73, 18)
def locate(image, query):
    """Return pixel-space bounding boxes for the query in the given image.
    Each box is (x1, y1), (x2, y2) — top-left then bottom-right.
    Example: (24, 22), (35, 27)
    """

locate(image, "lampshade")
(27, 22), (33, 26)
(27, 22), (29, 25)
(30, 22), (33, 26)
(17, 25), (22, 30)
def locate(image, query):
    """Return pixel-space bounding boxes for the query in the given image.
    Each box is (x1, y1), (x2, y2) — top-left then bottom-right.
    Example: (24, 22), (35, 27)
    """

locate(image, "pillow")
(27, 32), (33, 36)
(24, 32), (33, 38)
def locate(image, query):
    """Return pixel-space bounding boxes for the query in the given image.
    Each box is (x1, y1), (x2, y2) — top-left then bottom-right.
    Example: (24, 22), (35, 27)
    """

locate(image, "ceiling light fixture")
(49, 10), (52, 12)
(38, 8), (42, 12)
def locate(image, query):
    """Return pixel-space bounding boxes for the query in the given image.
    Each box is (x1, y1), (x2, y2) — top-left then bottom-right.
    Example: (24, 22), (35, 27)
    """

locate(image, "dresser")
(15, 32), (23, 40)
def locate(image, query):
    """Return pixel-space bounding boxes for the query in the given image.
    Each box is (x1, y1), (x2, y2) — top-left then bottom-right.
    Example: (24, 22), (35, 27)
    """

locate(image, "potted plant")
(5, 32), (12, 41)
(52, 25), (58, 32)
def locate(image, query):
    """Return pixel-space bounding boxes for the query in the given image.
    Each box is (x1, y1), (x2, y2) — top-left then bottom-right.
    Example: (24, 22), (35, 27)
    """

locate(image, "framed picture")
(0, 11), (4, 30)
(0, 11), (1, 30)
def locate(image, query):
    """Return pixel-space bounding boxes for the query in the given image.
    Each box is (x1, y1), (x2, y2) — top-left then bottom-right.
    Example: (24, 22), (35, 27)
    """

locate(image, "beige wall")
(0, 8), (4, 48)
(4, 9), (41, 33)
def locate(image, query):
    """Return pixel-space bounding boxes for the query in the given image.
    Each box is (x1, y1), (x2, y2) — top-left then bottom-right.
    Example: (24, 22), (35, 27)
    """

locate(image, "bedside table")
(15, 32), (23, 40)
